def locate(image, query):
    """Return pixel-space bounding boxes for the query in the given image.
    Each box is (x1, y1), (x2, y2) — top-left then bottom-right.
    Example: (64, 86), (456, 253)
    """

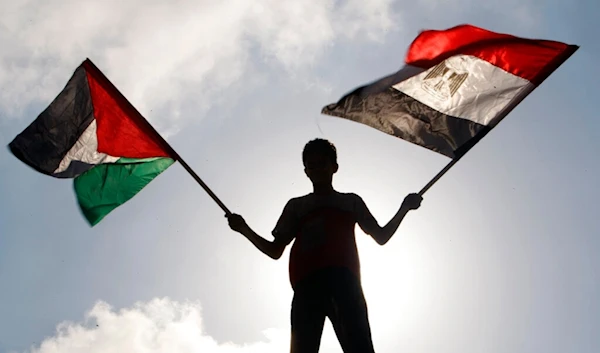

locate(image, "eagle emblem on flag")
(422, 60), (468, 100)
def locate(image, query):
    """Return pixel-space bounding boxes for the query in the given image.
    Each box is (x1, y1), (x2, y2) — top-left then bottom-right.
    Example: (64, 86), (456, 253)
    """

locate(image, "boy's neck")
(312, 183), (335, 195)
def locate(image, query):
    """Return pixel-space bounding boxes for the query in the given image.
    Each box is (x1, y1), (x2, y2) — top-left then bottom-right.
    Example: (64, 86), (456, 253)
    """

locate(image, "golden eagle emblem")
(422, 61), (468, 100)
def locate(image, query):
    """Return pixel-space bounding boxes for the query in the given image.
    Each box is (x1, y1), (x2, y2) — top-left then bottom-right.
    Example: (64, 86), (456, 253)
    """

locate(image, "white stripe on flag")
(54, 119), (119, 175)
(393, 54), (534, 127)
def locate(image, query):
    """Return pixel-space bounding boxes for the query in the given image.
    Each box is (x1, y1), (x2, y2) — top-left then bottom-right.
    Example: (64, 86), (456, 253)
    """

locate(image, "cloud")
(23, 297), (291, 353)
(0, 0), (540, 135)
(21, 297), (351, 353)
(0, 0), (398, 134)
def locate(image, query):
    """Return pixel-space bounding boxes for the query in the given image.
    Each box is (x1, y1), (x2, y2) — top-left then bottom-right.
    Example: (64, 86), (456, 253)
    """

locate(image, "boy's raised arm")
(357, 193), (422, 245)
(227, 214), (288, 259)
(227, 200), (297, 259)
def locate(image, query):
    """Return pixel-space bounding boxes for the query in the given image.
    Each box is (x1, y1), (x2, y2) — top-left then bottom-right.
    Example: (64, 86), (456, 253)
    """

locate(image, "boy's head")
(302, 138), (338, 185)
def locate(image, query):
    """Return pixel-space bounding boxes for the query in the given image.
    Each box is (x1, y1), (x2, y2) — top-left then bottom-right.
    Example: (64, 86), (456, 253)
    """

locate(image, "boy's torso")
(283, 191), (365, 288)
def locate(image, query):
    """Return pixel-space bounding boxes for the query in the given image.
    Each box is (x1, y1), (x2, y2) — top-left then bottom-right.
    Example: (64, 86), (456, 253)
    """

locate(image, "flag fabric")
(322, 24), (578, 159)
(9, 59), (176, 226)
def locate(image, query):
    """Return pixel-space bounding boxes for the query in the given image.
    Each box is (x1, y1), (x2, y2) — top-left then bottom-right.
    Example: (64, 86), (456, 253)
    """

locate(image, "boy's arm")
(227, 214), (289, 259)
(357, 193), (422, 245)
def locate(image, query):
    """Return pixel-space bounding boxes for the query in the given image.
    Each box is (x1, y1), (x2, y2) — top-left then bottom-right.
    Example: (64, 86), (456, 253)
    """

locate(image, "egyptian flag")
(322, 24), (578, 159)
(9, 59), (176, 226)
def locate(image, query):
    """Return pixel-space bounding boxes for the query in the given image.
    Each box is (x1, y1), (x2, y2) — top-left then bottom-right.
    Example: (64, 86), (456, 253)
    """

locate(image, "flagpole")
(84, 59), (232, 216)
(417, 44), (579, 197)
(136, 123), (234, 216)
(172, 153), (233, 216)
(417, 158), (459, 196)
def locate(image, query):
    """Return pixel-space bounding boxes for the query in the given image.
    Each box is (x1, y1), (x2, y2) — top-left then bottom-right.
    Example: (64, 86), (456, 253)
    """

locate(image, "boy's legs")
(290, 276), (327, 353)
(290, 268), (376, 353)
(326, 269), (376, 353)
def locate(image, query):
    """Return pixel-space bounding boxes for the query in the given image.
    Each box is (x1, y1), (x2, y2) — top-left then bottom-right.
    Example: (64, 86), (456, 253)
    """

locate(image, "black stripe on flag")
(9, 65), (94, 177)
(322, 87), (489, 158)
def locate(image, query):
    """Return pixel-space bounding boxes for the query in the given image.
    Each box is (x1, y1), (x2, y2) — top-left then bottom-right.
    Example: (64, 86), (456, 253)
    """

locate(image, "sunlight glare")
(356, 221), (443, 337)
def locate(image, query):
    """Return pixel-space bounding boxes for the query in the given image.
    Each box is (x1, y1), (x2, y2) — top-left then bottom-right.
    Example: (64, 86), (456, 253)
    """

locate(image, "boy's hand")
(227, 213), (249, 233)
(401, 193), (422, 211)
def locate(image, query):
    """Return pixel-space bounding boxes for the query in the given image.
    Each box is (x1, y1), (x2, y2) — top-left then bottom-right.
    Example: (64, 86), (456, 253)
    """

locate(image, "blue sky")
(1, 1), (598, 352)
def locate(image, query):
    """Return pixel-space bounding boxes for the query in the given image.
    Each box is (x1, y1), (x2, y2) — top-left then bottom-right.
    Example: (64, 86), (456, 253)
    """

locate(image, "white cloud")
(0, 0), (541, 135)
(23, 298), (290, 353)
(20, 297), (351, 353)
(0, 0), (399, 134)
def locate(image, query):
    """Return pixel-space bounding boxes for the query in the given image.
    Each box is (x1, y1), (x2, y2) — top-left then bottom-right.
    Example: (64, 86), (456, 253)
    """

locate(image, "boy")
(227, 138), (422, 353)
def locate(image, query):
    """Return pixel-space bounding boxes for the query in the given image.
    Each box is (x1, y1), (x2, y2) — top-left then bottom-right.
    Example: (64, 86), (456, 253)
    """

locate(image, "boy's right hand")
(227, 213), (249, 233)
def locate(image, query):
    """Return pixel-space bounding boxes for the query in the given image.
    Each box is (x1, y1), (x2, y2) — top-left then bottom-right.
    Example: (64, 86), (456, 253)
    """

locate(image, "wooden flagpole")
(171, 153), (232, 215)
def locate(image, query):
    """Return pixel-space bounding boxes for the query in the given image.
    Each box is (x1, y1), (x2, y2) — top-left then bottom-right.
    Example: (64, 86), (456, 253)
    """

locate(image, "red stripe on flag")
(406, 24), (577, 84)
(83, 60), (172, 159)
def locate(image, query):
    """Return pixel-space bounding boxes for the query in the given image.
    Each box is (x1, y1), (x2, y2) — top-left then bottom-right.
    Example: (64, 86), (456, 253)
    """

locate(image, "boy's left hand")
(402, 193), (423, 211)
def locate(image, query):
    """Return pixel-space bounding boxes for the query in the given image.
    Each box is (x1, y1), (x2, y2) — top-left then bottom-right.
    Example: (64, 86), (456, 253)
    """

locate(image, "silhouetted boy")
(227, 138), (422, 353)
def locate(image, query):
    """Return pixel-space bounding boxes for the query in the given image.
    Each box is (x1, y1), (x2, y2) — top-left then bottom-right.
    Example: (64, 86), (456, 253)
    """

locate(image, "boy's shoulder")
(286, 191), (363, 202)
(284, 191), (365, 212)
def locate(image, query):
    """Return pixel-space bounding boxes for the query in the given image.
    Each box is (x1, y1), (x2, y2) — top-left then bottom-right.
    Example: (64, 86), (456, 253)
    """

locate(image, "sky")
(0, 0), (598, 352)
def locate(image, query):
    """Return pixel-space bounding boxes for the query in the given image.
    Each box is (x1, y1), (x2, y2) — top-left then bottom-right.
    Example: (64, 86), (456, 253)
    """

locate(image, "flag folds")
(9, 59), (175, 226)
(322, 24), (578, 158)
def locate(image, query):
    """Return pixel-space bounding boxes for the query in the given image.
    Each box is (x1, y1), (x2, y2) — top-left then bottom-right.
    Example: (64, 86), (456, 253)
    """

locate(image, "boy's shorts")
(290, 267), (375, 353)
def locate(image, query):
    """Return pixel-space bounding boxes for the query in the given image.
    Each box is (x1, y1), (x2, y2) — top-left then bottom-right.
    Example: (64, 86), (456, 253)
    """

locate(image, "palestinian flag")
(322, 24), (578, 159)
(9, 59), (176, 226)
